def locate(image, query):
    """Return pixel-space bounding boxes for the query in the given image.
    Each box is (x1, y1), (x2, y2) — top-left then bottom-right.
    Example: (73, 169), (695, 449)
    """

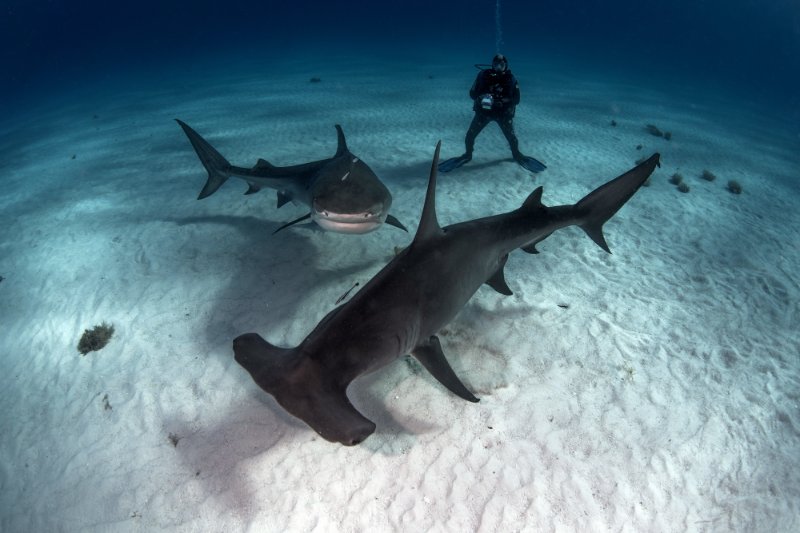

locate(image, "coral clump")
(701, 169), (717, 181)
(645, 124), (664, 137)
(727, 180), (743, 194)
(669, 173), (683, 185)
(677, 182), (690, 193)
(78, 322), (115, 355)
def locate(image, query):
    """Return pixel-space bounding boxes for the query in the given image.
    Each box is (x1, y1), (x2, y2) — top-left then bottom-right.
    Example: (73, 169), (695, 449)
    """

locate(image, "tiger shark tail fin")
(175, 119), (233, 199)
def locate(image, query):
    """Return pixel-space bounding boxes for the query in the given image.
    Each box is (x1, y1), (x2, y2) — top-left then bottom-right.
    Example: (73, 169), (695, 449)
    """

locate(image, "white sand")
(1, 52), (798, 532)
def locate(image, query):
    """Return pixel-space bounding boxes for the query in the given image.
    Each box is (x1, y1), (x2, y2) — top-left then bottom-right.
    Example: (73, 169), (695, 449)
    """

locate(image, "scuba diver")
(438, 54), (546, 173)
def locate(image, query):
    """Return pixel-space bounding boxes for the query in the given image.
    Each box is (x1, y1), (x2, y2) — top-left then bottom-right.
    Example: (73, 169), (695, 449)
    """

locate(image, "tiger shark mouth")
(311, 208), (386, 234)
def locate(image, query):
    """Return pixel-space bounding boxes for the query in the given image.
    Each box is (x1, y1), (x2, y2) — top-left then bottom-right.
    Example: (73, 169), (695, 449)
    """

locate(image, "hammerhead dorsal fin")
(413, 141), (444, 243)
(521, 186), (544, 211)
(334, 125), (348, 158)
(412, 335), (479, 402)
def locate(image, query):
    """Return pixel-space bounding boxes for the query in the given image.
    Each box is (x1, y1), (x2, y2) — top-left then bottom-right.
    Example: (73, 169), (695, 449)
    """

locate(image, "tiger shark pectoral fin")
(412, 336), (479, 402)
(385, 214), (408, 232)
(272, 213), (312, 234)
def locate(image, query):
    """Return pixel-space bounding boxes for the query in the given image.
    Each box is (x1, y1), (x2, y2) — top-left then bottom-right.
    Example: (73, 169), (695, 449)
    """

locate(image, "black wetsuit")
(438, 63), (545, 173)
(465, 68), (522, 159)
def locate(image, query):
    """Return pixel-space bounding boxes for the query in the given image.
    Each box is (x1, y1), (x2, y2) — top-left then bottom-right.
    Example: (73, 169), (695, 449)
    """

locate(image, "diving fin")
(437, 154), (471, 173)
(514, 154), (547, 173)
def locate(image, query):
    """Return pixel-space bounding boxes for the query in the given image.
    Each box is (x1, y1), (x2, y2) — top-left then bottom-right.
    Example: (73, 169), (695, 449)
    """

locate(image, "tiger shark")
(175, 119), (407, 234)
(234, 144), (660, 445)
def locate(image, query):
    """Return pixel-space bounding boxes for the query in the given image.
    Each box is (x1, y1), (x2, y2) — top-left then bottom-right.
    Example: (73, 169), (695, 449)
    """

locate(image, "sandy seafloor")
(1, 53), (799, 532)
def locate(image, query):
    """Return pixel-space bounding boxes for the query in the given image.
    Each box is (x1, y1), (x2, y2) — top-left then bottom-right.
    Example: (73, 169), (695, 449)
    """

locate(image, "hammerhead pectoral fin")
(412, 336), (479, 403)
(384, 215), (408, 232)
(485, 254), (513, 295)
(272, 213), (312, 234)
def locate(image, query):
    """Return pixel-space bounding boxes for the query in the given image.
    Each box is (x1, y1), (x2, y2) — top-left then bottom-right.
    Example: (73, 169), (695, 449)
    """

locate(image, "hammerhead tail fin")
(175, 119), (232, 199)
(233, 333), (376, 445)
(575, 154), (660, 253)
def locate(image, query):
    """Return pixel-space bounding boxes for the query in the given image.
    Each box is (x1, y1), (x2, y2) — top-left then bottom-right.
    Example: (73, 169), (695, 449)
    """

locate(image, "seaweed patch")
(644, 124), (671, 140)
(78, 322), (115, 355)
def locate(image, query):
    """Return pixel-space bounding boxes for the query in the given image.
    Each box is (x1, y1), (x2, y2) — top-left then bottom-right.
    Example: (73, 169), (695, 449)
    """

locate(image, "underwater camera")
(480, 94), (494, 110)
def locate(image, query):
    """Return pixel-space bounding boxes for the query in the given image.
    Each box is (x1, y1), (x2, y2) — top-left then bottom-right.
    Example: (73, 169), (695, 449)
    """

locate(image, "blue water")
(2, 3), (800, 530)
(2, 0), (799, 119)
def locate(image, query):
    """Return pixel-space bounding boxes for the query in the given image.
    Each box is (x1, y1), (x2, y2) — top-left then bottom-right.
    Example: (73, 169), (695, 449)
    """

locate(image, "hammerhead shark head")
(234, 144), (660, 445)
(175, 119), (407, 234)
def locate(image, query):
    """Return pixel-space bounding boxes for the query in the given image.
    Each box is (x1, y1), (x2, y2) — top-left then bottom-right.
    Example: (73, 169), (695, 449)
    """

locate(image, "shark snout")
(337, 420), (377, 446)
(311, 199), (387, 234)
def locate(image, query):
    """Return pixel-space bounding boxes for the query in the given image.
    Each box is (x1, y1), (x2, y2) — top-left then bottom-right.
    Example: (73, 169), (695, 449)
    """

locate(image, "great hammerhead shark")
(234, 144), (660, 445)
(176, 119), (407, 234)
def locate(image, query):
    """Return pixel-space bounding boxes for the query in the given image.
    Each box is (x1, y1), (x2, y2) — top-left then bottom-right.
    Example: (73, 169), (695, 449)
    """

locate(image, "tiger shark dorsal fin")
(413, 141), (443, 243)
(334, 125), (348, 158)
(254, 158), (274, 170)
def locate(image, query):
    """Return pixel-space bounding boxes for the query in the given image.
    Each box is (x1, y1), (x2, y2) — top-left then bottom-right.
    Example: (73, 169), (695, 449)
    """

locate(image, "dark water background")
(2, 0), (799, 120)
